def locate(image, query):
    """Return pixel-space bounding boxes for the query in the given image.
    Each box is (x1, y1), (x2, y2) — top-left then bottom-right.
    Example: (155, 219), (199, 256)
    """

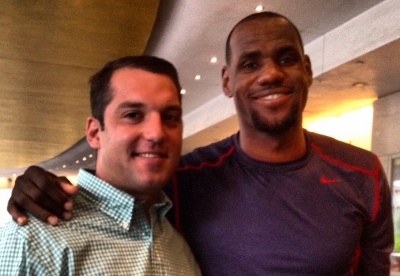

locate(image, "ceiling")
(0, 0), (399, 178)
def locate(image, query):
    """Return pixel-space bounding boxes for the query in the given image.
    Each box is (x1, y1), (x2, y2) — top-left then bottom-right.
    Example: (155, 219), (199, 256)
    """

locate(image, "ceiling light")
(195, 75), (201, 80)
(63, 165), (67, 168)
(210, 57), (217, 63)
(89, 154), (93, 158)
(0, 177), (8, 188)
(76, 160), (79, 164)
(180, 89), (186, 95)
(82, 157), (87, 161)
(255, 5), (264, 12)
(353, 82), (366, 88)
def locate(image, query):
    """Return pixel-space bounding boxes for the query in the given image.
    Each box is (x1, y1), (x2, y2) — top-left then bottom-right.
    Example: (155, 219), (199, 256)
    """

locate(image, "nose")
(257, 60), (284, 85)
(142, 113), (165, 144)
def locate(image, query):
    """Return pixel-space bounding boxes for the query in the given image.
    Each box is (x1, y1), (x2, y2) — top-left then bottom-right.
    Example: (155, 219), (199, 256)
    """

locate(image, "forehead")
(230, 18), (302, 56)
(109, 68), (180, 104)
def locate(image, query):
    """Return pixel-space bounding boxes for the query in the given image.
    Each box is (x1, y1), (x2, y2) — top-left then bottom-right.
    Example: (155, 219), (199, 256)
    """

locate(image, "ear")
(304, 55), (313, 86)
(221, 65), (233, 98)
(86, 117), (102, 150)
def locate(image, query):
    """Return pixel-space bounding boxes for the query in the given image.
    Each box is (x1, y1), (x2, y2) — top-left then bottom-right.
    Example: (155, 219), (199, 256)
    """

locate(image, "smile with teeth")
(136, 153), (165, 158)
(261, 93), (286, 100)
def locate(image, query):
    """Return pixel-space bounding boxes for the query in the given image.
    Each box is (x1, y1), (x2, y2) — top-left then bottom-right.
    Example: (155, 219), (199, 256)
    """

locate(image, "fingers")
(59, 182), (79, 211)
(15, 174), (66, 215)
(9, 166), (76, 225)
(60, 182), (79, 196)
(9, 192), (59, 226)
(57, 176), (72, 184)
(25, 166), (74, 209)
(7, 198), (28, 226)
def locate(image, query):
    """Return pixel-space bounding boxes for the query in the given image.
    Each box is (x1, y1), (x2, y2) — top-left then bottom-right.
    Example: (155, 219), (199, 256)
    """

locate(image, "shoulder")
(0, 217), (43, 241)
(0, 217), (56, 259)
(0, 221), (25, 273)
(0, 220), (20, 241)
(0, 210), (84, 248)
(0, 216), (76, 274)
(14, 215), (67, 241)
(179, 134), (237, 169)
(307, 131), (379, 171)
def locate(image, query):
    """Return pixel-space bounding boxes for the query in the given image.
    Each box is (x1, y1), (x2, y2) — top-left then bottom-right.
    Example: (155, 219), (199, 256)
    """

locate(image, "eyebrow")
(117, 102), (145, 110)
(275, 45), (301, 56)
(117, 102), (182, 113)
(238, 50), (263, 62)
(163, 105), (183, 114)
(237, 45), (302, 65)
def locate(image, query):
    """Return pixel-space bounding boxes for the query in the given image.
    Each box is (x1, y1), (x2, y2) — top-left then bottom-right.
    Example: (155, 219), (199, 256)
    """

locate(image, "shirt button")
(122, 222), (129, 229)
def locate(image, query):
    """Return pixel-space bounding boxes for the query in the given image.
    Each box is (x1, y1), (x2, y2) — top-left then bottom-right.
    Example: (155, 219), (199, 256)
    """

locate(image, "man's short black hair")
(89, 55), (182, 129)
(225, 11), (304, 64)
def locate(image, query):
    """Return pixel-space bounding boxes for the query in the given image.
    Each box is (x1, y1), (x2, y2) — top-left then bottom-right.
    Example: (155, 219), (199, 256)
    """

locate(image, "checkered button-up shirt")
(0, 169), (201, 275)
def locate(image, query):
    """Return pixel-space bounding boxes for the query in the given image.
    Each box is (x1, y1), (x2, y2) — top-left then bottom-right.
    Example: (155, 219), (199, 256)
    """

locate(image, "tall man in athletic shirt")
(7, 12), (394, 275)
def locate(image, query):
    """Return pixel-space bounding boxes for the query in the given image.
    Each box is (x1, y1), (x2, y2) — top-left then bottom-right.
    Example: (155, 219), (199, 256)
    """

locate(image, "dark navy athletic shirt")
(165, 131), (393, 276)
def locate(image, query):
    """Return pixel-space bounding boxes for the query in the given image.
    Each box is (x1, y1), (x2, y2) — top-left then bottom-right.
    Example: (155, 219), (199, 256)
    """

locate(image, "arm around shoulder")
(7, 166), (79, 226)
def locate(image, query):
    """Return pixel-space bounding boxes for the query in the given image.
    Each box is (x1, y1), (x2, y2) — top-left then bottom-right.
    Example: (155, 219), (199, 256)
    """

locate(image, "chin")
(251, 108), (300, 134)
(140, 176), (168, 189)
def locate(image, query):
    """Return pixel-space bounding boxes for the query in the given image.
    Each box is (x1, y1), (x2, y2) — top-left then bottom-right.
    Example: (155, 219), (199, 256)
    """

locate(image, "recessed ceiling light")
(255, 5), (264, 12)
(89, 154), (93, 158)
(353, 82), (366, 88)
(76, 160), (79, 164)
(63, 165), (67, 168)
(83, 157), (87, 161)
(180, 89), (186, 95)
(195, 75), (201, 80)
(210, 57), (217, 63)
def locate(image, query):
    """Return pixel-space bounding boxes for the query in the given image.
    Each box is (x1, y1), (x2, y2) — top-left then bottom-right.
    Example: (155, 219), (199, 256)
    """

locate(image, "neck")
(142, 195), (160, 221)
(93, 169), (161, 222)
(239, 127), (307, 163)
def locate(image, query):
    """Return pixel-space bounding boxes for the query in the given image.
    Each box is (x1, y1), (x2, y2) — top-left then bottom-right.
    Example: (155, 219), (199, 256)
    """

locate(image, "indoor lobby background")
(0, 0), (400, 272)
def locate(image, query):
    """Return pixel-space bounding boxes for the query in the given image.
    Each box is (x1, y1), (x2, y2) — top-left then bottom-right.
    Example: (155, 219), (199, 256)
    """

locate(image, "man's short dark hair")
(89, 55), (182, 129)
(225, 12), (304, 64)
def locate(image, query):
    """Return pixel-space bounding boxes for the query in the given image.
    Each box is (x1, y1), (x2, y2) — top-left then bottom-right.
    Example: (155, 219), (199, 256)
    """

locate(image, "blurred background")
(0, 3), (400, 270)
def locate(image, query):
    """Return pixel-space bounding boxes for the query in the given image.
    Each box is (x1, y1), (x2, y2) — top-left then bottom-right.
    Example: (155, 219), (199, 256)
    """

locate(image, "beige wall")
(372, 90), (400, 178)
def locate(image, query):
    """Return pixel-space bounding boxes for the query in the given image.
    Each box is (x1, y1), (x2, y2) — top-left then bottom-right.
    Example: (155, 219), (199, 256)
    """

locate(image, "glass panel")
(393, 157), (400, 253)
(392, 157), (400, 273)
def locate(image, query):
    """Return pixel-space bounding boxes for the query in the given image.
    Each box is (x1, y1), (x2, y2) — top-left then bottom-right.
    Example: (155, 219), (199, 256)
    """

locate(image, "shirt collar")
(76, 169), (172, 229)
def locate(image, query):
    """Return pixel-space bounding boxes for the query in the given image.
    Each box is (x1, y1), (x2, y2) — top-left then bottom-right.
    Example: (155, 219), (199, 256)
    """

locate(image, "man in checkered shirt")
(0, 56), (201, 275)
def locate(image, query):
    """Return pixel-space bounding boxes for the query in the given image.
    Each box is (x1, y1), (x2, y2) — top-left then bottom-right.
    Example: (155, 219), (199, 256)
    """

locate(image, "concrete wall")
(372, 90), (400, 178)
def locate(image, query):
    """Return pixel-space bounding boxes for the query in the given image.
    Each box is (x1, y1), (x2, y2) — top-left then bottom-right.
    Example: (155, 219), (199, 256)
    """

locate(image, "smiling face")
(86, 68), (182, 201)
(222, 17), (313, 137)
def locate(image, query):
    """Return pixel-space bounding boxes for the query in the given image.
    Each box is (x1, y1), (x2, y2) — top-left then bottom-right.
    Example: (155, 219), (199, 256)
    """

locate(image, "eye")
(124, 111), (144, 121)
(162, 110), (182, 127)
(241, 60), (259, 70)
(164, 114), (180, 122)
(279, 52), (299, 66)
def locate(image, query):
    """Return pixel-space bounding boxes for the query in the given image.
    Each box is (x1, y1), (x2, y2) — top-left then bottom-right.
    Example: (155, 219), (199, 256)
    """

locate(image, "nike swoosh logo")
(320, 176), (341, 184)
